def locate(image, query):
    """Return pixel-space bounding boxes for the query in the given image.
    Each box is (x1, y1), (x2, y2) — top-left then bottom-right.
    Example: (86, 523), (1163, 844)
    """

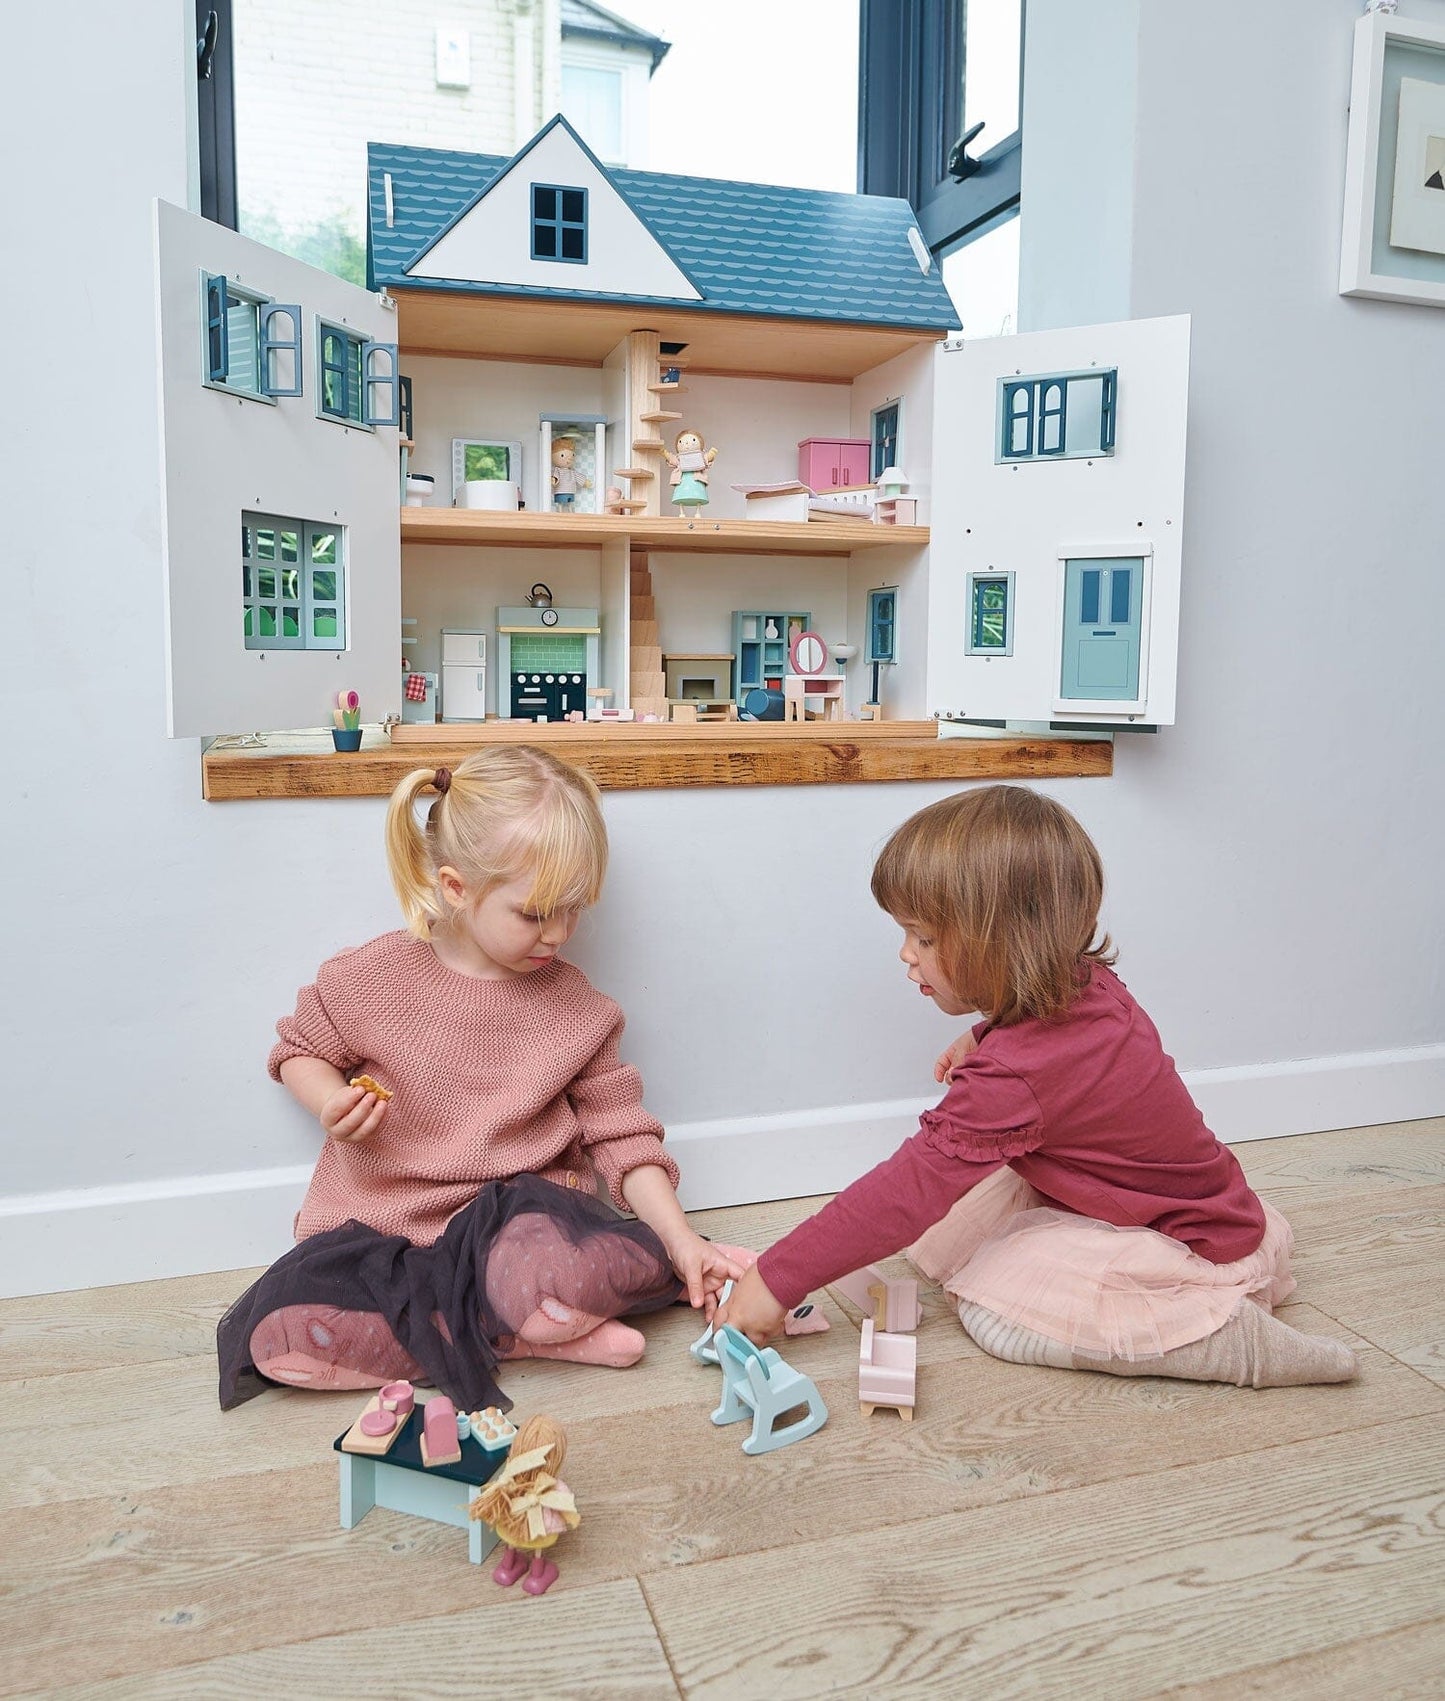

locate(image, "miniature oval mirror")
(790, 630), (828, 676)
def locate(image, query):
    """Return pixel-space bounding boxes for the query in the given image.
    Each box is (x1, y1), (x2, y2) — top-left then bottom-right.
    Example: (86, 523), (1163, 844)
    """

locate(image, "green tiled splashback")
(510, 634), (586, 670)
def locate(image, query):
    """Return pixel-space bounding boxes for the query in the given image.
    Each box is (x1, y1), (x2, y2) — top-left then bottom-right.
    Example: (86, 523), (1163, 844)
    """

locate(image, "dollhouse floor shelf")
(399, 509), (929, 556)
(202, 722), (1113, 800)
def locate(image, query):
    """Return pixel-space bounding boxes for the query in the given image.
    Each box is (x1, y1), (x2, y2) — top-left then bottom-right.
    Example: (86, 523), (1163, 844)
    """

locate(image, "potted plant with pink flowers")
(332, 689), (363, 751)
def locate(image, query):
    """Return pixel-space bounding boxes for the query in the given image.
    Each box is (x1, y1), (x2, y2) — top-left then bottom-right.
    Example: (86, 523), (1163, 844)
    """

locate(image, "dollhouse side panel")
(154, 201), (400, 738)
(928, 315), (1190, 726)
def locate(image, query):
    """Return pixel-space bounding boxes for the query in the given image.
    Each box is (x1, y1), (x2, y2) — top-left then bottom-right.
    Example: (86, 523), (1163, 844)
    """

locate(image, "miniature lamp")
(875, 466), (908, 499)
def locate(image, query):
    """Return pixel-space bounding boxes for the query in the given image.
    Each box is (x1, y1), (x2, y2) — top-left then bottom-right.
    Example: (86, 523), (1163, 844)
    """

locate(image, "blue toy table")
(334, 1409), (510, 1564)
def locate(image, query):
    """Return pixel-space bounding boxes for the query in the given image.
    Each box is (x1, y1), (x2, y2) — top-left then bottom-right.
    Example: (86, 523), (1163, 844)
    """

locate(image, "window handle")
(947, 120), (986, 182)
(197, 9), (219, 79)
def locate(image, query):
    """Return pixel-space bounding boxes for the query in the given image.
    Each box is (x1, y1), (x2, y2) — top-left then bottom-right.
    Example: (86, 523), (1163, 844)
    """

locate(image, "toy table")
(334, 1408), (509, 1564)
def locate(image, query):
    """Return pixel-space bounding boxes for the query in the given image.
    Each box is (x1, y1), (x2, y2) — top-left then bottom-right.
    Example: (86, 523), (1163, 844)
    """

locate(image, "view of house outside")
(234, 0), (665, 283)
(233, 0), (1014, 331)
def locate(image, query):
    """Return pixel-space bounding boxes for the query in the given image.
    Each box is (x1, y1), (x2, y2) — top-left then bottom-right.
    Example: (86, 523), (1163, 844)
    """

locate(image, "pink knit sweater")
(268, 931), (679, 1245)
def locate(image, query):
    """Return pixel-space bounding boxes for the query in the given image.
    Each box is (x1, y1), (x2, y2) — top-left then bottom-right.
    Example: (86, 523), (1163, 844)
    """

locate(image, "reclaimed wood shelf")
(399, 508), (928, 556)
(202, 721), (1113, 800)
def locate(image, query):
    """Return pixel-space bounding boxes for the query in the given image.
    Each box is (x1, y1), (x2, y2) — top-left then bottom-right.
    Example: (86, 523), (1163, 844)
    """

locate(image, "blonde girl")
(219, 745), (739, 1412)
(721, 785), (1357, 1390)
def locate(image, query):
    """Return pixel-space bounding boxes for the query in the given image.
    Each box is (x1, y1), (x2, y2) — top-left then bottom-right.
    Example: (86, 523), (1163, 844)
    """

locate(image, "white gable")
(407, 121), (702, 301)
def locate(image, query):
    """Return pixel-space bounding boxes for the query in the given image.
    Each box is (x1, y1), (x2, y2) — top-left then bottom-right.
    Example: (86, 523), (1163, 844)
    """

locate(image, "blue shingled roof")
(367, 133), (958, 331)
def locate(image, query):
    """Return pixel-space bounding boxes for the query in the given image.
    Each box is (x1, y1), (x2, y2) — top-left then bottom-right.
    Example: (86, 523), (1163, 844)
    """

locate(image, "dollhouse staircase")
(629, 552), (667, 720)
(616, 334), (690, 518)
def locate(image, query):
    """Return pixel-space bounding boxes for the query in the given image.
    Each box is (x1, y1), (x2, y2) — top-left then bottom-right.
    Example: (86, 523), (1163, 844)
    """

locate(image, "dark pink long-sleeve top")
(757, 966), (1265, 1309)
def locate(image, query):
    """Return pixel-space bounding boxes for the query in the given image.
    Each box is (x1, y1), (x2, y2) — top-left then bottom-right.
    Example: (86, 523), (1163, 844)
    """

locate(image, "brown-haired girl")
(218, 745), (739, 1411)
(721, 785), (1357, 1389)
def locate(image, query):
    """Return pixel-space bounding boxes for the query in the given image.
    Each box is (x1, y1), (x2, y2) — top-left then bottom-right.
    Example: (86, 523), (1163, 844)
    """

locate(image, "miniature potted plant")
(332, 689), (363, 751)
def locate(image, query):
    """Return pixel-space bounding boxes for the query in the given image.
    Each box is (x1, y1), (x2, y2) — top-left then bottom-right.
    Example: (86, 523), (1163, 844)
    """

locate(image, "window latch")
(947, 120), (986, 183)
(197, 9), (220, 80)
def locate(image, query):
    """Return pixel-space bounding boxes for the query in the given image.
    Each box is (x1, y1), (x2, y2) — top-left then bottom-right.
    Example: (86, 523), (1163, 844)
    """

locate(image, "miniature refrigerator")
(441, 630), (487, 722)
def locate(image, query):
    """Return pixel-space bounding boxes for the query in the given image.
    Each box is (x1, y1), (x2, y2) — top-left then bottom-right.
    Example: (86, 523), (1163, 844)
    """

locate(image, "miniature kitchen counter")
(201, 721), (1113, 800)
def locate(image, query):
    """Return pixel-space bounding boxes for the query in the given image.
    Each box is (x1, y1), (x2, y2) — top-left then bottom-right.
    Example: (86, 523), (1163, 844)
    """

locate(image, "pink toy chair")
(858, 1319), (917, 1421)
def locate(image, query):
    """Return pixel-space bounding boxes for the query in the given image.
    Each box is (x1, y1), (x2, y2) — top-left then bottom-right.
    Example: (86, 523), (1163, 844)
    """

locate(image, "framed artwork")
(451, 438), (523, 502)
(1339, 10), (1445, 307)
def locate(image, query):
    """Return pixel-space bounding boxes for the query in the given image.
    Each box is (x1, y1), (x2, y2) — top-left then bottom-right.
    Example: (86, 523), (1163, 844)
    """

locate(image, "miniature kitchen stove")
(496, 605), (601, 723)
(512, 669), (587, 720)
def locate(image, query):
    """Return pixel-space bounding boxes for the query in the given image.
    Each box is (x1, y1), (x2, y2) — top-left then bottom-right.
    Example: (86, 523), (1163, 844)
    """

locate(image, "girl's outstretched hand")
(715, 1263), (788, 1346)
(320, 1083), (389, 1144)
(934, 1028), (980, 1083)
(667, 1230), (746, 1318)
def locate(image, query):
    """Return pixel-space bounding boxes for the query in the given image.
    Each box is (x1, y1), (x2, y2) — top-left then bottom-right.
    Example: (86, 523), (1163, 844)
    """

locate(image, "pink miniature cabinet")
(798, 438), (871, 492)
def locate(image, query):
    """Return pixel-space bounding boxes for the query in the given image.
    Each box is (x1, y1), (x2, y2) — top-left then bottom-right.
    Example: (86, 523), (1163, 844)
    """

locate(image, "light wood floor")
(2, 1122), (1442, 1700)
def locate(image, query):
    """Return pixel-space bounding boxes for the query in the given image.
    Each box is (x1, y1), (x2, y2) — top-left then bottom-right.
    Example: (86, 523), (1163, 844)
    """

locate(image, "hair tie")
(433, 767), (452, 795)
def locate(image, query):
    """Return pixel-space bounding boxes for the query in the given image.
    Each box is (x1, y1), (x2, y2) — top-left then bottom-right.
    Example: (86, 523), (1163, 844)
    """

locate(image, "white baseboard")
(3, 1045), (1441, 1299)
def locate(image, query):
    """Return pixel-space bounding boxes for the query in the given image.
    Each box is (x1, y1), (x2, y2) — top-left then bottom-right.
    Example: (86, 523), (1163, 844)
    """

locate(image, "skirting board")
(2, 1043), (1442, 1299)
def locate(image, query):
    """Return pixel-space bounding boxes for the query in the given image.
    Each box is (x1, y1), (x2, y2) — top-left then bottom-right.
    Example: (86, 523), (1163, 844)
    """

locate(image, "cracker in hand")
(349, 1074), (393, 1101)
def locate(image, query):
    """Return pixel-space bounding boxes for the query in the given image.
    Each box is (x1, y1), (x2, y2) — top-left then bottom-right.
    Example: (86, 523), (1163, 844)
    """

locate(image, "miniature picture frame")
(451, 438), (523, 505)
(1339, 9), (1445, 307)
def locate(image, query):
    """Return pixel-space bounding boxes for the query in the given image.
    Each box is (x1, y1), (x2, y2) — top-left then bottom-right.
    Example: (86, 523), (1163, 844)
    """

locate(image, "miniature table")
(334, 1407), (510, 1564)
(782, 674), (845, 721)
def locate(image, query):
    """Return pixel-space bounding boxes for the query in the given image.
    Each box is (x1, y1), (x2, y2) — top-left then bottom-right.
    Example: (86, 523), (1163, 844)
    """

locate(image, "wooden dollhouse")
(154, 113), (1191, 761)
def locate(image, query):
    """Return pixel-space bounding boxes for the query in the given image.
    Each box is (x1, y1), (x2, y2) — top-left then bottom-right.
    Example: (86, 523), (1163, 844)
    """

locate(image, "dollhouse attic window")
(998, 369), (1118, 462)
(203, 275), (302, 399)
(531, 183), (589, 263)
(317, 320), (400, 427)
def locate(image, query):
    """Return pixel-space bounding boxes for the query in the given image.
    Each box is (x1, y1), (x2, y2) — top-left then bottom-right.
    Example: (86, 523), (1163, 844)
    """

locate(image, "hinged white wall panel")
(928, 314), (1190, 726)
(154, 200), (401, 737)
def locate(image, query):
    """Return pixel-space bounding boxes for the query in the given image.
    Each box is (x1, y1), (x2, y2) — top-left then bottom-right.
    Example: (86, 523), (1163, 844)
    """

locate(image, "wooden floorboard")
(1, 1121), (1441, 1699)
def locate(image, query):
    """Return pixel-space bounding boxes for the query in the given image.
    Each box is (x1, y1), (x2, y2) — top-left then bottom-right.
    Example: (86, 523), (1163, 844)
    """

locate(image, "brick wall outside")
(234, 0), (561, 260)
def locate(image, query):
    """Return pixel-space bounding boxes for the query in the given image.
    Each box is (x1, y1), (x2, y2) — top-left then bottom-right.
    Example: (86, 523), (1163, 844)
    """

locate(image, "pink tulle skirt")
(907, 1167), (1297, 1360)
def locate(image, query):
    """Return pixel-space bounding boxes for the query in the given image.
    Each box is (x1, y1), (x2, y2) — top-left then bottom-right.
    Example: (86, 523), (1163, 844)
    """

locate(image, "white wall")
(234, 0), (549, 241)
(1, 0), (1440, 1296)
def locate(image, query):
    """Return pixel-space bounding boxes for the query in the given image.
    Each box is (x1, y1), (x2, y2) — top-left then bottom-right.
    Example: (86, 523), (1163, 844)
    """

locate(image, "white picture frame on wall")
(1389, 77), (1445, 256)
(1339, 10), (1445, 307)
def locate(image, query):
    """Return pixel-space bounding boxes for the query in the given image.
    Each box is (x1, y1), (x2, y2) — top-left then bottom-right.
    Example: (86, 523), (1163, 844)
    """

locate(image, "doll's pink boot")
(492, 1546), (529, 1587)
(522, 1554), (559, 1595)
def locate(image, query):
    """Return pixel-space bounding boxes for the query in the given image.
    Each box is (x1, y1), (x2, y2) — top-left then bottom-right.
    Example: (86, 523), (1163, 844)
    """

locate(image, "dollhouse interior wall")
(4, 0), (1443, 1295)
(402, 361), (897, 712)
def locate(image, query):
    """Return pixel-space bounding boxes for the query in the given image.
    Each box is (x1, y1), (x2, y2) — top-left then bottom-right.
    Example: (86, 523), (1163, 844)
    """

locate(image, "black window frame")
(196, 0), (238, 229)
(857, 0), (1022, 257)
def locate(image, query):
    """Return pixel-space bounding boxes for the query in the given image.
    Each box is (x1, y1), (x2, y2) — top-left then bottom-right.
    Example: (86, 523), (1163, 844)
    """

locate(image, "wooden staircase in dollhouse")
(610, 334), (687, 519)
(629, 551), (667, 720)
(618, 332), (687, 717)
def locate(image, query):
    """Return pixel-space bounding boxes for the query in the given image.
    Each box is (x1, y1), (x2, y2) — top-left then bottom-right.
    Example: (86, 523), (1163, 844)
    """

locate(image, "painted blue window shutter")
(363, 341), (400, 427)
(259, 303), (303, 397)
(1100, 368), (1118, 451)
(205, 273), (229, 382)
(1002, 382), (1033, 458)
(321, 328), (347, 418)
(1038, 381), (1066, 455)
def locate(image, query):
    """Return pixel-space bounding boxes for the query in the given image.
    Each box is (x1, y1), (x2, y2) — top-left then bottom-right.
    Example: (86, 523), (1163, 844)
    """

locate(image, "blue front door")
(1059, 557), (1144, 701)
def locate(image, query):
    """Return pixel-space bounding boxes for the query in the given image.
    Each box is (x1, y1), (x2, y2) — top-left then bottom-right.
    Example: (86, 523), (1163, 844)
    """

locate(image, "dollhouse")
(154, 114), (1190, 746)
